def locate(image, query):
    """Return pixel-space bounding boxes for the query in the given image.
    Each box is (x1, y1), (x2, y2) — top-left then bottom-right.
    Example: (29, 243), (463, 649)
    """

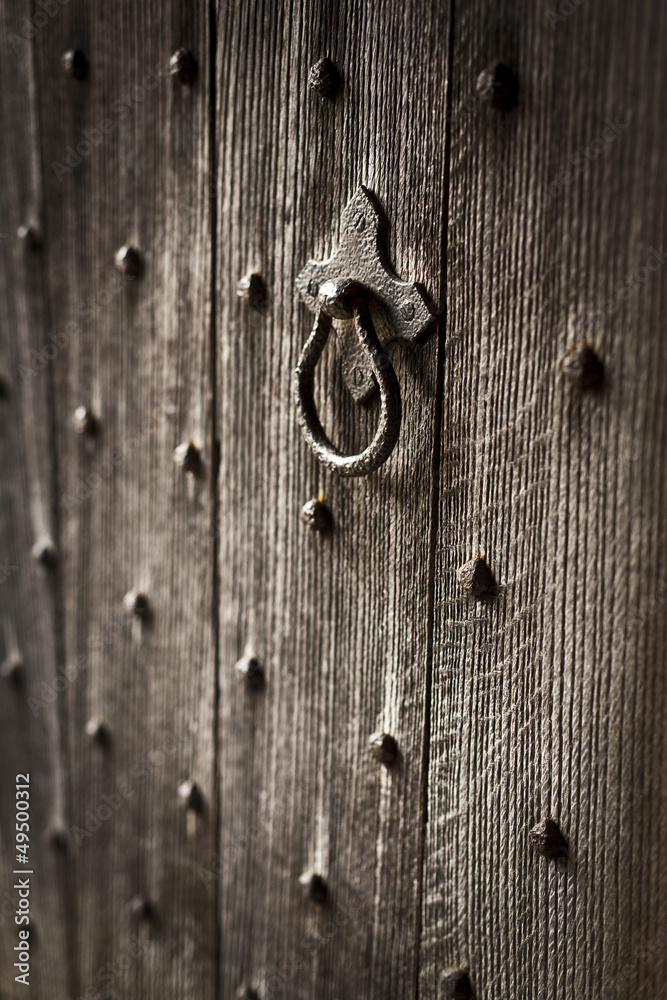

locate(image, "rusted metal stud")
(32, 537), (57, 568)
(457, 556), (494, 598)
(441, 968), (472, 1000)
(169, 47), (197, 85)
(475, 62), (518, 111)
(0, 655), (23, 685)
(61, 49), (88, 80)
(178, 780), (204, 813)
(235, 655), (265, 691)
(237, 272), (267, 311)
(130, 896), (153, 921)
(85, 718), (110, 746)
(17, 225), (42, 252)
(308, 57), (340, 98)
(368, 731), (398, 767)
(236, 987), (260, 1000)
(530, 818), (566, 859)
(114, 245), (142, 278)
(173, 440), (201, 475)
(123, 589), (149, 617)
(44, 826), (68, 853)
(73, 405), (97, 436)
(562, 345), (603, 390)
(298, 870), (328, 904)
(301, 498), (332, 533)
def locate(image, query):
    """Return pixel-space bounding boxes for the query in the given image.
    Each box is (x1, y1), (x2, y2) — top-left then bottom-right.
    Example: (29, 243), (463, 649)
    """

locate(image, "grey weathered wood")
(1, 1), (666, 998)
(0, 5), (70, 997)
(420, 2), (667, 998)
(12, 2), (215, 998)
(213, 2), (451, 997)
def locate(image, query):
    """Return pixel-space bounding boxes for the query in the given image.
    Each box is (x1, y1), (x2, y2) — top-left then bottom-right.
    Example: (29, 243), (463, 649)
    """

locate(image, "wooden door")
(1, 2), (665, 998)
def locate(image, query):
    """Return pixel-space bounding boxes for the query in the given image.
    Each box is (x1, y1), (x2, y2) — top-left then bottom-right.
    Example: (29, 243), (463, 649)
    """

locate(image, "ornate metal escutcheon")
(294, 186), (437, 477)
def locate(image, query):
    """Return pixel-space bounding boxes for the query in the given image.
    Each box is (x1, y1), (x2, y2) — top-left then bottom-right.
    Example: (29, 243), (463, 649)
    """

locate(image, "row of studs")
(305, 54), (597, 1000)
(3, 46), (604, 1000)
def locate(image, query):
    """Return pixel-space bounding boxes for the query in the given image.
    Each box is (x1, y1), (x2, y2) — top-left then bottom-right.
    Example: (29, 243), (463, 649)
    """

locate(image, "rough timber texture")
(1, 1), (666, 999)
(0, 2), (216, 999)
(0, 3), (69, 995)
(420, 2), (667, 999)
(213, 2), (451, 998)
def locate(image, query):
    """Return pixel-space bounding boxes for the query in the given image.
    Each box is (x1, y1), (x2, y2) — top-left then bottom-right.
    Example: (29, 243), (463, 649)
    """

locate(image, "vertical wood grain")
(213, 2), (451, 997)
(2, 2), (666, 998)
(0, 4), (70, 997)
(27, 3), (216, 998)
(421, 2), (667, 998)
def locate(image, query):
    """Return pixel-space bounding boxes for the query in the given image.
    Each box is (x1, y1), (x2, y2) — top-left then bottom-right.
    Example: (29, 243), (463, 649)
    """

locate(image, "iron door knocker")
(294, 186), (436, 477)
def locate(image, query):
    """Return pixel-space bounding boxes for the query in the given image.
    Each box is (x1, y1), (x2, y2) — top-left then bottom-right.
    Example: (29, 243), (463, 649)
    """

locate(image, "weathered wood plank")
(28, 3), (217, 998)
(421, 2), (667, 997)
(213, 1), (451, 997)
(2, 3), (666, 998)
(0, 4), (71, 998)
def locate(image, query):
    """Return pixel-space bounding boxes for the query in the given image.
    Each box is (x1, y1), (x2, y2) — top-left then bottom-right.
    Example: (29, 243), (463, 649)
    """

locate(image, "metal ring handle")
(293, 280), (402, 477)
